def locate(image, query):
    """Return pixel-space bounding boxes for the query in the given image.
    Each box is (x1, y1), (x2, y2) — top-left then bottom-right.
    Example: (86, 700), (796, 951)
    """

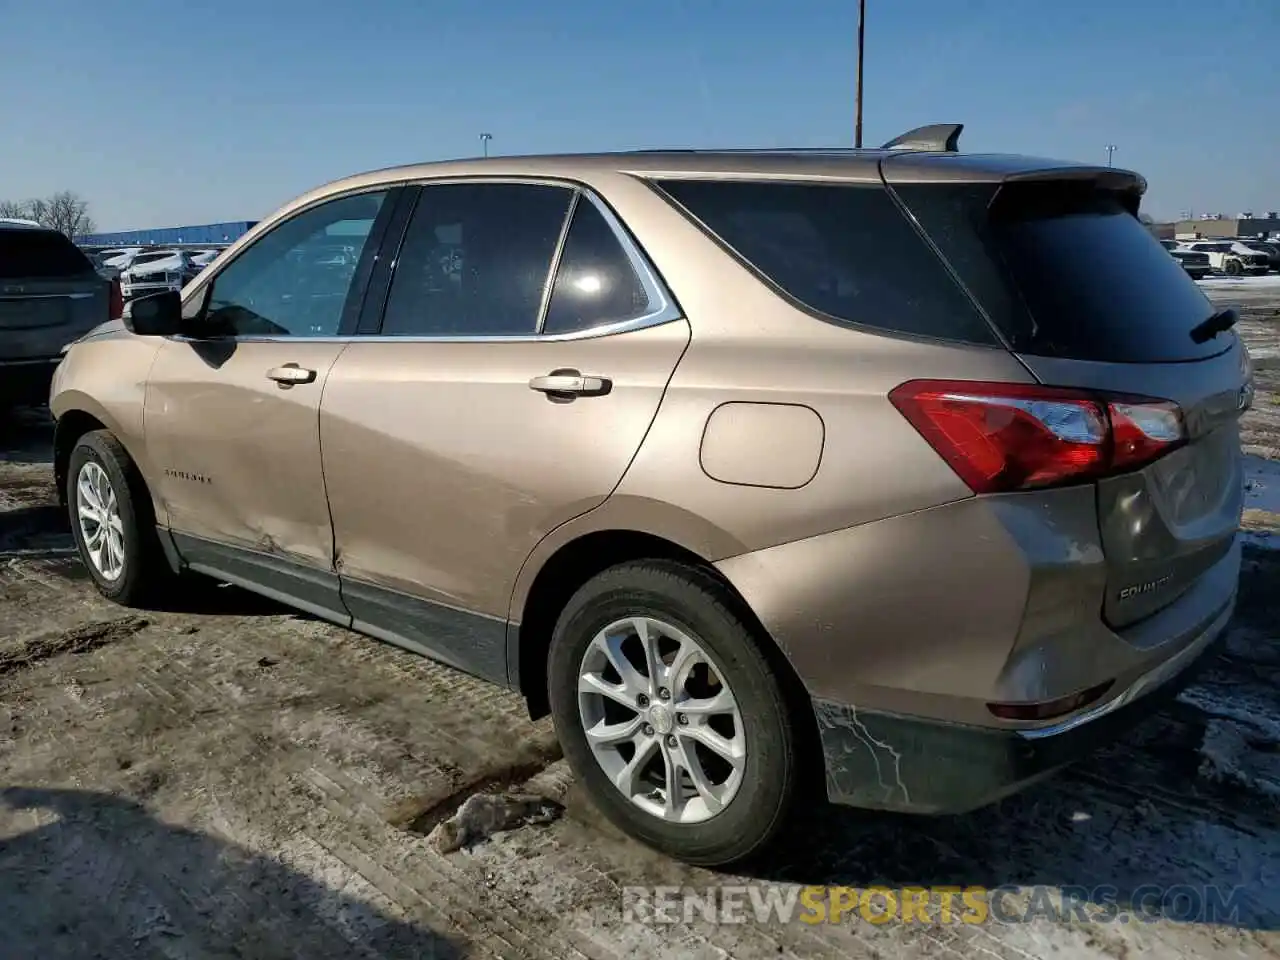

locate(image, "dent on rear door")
(319, 320), (691, 622)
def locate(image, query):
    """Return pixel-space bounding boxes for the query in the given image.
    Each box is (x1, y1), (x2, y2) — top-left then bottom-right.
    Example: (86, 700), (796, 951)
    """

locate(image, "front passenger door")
(144, 188), (397, 618)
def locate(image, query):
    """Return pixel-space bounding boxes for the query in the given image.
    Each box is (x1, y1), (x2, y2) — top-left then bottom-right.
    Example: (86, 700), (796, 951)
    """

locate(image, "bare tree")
(0, 199), (34, 220)
(37, 192), (96, 238)
(0, 192), (96, 236)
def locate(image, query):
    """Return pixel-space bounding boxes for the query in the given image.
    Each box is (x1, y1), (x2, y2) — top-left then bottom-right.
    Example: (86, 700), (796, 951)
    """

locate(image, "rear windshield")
(890, 181), (1224, 363)
(0, 229), (96, 280)
(652, 178), (998, 345)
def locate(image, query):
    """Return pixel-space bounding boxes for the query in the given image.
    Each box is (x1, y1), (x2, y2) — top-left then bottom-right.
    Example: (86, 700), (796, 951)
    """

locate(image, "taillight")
(888, 380), (1186, 494)
(987, 679), (1114, 722)
(109, 277), (124, 320)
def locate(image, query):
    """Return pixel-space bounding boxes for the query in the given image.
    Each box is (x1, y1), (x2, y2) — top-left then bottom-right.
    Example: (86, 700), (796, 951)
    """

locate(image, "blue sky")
(2, 0), (1276, 230)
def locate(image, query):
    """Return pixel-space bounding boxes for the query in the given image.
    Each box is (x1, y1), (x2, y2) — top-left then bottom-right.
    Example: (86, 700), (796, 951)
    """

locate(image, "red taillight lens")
(109, 277), (124, 320)
(889, 380), (1185, 494)
(1109, 400), (1184, 471)
(987, 680), (1114, 722)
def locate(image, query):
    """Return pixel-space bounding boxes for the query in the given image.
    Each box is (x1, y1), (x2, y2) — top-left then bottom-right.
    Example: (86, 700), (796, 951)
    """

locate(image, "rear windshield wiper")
(1190, 307), (1238, 344)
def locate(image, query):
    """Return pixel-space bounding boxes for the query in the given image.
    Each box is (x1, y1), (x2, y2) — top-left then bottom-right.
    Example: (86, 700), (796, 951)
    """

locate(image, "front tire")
(548, 561), (796, 866)
(1225, 259), (1243, 276)
(67, 430), (173, 606)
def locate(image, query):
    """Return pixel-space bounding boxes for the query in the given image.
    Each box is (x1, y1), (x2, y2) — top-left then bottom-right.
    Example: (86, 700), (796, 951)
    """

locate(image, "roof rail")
(880, 123), (963, 152)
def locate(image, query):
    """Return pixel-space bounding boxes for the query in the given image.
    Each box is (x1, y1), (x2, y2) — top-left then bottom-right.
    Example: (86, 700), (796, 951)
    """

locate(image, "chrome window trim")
(176, 176), (683, 346)
(170, 309), (678, 345)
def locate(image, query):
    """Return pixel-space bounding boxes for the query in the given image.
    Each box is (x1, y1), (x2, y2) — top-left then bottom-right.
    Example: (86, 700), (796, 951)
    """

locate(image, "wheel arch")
(511, 525), (825, 797)
(52, 394), (161, 518)
(511, 525), (809, 725)
(53, 406), (112, 508)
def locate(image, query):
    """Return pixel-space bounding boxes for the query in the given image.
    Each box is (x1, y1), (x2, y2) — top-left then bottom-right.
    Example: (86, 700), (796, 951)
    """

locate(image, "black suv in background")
(0, 222), (118, 409)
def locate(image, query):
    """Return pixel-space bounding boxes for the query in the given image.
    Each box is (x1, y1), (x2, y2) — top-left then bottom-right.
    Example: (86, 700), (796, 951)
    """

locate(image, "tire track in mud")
(0, 616), (149, 679)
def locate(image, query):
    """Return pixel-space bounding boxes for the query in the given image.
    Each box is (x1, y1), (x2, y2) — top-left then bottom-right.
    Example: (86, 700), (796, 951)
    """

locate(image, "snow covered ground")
(1197, 274), (1280, 292)
(1245, 454), (1280, 516)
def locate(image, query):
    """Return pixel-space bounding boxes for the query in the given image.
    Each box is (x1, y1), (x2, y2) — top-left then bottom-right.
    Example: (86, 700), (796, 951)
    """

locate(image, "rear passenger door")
(319, 180), (690, 682)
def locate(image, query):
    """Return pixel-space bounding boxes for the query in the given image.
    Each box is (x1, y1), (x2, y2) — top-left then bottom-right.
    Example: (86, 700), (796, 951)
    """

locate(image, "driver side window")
(193, 190), (388, 338)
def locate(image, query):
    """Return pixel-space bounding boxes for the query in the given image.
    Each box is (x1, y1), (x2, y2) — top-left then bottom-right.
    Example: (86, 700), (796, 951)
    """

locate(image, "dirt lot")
(2, 283), (1278, 959)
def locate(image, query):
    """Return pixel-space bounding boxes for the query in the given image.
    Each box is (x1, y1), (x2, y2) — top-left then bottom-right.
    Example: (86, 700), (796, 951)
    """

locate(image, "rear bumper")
(815, 590), (1232, 814)
(0, 358), (60, 406)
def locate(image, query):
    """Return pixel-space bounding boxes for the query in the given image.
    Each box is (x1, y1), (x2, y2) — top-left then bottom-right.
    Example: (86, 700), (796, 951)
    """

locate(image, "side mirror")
(123, 290), (184, 337)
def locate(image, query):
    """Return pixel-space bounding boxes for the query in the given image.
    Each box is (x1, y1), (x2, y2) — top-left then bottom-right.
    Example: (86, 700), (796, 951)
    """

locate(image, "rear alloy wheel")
(548, 561), (796, 866)
(578, 615), (746, 824)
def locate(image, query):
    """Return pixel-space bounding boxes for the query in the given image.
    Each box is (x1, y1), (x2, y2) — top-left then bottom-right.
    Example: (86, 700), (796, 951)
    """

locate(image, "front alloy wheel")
(66, 428), (176, 606)
(76, 460), (126, 581)
(578, 616), (746, 823)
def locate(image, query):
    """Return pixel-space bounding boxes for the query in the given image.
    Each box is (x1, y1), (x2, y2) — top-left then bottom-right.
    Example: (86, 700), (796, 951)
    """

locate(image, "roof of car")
(0, 218), (50, 230)
(310, 148), (1139, 194)
(219, 135), (1150, 270)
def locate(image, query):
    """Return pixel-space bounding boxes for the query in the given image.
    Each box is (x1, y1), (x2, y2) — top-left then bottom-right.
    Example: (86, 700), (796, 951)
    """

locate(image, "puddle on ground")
(1244, 455), (1280, 514)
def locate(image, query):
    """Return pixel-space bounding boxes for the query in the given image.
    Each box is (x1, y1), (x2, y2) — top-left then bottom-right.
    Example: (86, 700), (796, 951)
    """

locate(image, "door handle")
(528, 369), (612, 399)
(266, 364), (317, 387)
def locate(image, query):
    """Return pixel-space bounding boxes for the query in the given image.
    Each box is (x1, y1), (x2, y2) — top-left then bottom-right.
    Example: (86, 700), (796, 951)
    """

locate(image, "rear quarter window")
(890, 181), (1225, 364)
(0, 229), (96, 279)
(652, 179), (997, 346)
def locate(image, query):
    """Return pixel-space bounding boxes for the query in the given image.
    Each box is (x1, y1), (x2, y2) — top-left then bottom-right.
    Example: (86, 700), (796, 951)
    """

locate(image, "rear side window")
(381, 183), (573, 337)
(0, 229), (95, 279)
(892, 181), (1223, 363)
(653, 179), (997, 345)
(542, 198), (651, 335)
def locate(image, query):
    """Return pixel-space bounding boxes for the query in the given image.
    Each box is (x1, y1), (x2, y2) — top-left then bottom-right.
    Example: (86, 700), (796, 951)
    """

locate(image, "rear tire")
(548, 560), (796, 867)
(67, 429), (174, 606)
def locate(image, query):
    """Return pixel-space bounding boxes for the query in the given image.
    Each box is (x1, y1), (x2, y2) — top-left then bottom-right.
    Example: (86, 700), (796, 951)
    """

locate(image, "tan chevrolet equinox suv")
(50, 124), (1251, 866)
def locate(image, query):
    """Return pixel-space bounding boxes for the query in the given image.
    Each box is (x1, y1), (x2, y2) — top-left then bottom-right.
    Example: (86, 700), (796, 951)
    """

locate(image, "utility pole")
(479, 132), (493, 158)
(1105, 143), (1117, 167)
(854, 0), (866, 148)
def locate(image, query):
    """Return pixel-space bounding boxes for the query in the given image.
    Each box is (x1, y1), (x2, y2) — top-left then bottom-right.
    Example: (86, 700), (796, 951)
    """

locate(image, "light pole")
(1105, 143), (1117, 167)
(854, 0), (866, 148)
(479, 132), (493, 158)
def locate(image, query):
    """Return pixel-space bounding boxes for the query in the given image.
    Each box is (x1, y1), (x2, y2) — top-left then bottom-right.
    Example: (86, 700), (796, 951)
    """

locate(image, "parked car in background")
(1235, 239), (1280, 272)
(1160, 239), (1210, 279)
(1, 222), (117, 408)
(50, 132), (1249, 866)
(96, 247), (146, 272)
(120, 249), (200, 300)
(189, 249), (222, 270)
(1179, 241), (1270, 276)
(88, 250), (122, 281)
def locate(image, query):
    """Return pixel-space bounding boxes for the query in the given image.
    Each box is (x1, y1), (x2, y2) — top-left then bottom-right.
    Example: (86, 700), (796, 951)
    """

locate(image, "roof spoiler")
(881, 123), (963, 153)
